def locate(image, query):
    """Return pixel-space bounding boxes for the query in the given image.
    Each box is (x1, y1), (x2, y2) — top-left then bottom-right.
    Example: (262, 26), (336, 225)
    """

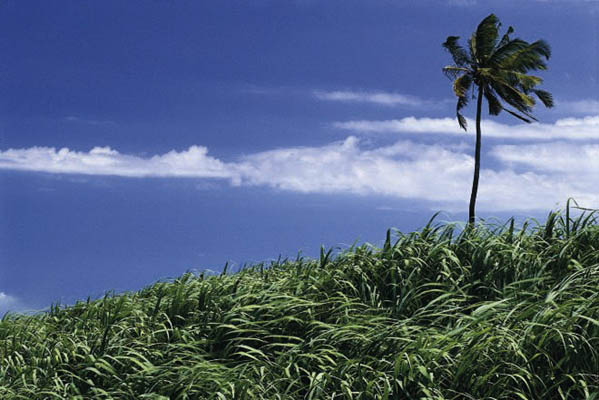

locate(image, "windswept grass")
(1, 207), (599, 399)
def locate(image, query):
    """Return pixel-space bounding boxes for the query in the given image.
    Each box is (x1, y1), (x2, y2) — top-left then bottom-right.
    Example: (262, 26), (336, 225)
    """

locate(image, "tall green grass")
(1, 207), (599, 399)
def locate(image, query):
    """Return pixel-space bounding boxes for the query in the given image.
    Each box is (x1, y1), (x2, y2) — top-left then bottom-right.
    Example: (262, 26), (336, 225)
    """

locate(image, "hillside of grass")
(1, 210), (599, 399)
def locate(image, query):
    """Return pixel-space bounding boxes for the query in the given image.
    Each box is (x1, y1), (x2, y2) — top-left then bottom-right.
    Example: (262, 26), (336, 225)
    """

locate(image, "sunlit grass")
(1, 205), (598, 399)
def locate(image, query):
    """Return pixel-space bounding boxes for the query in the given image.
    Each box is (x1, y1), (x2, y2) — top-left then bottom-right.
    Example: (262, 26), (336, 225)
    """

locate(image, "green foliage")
(442, 13), (554, 131)
(2, 208), (599, 399)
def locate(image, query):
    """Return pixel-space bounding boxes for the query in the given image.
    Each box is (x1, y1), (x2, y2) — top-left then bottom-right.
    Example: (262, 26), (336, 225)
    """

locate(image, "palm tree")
(442, 14), (553, 225)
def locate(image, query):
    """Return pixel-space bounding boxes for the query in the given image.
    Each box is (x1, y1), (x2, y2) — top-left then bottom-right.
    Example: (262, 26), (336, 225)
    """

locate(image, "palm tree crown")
(443, 14), (554, 130)
(442, 14), (553, 225)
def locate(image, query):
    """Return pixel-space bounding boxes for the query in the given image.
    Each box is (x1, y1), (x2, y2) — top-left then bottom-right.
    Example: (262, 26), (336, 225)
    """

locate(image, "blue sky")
(1, 0), (598, 313)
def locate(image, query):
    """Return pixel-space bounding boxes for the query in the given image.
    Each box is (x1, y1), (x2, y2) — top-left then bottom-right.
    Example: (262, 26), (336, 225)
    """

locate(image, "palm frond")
(489, 38), (529, 66)
(474, 14), (500, 62)
(456, 95), (469, 131)
(502, 107), (535, 123)
(489, 85), (536, 123)
(488, 78), (536, 111)
(503, 40), (551, 72)
(442, 65), (470, 80)
(502, 72), (543, 91)
(442, 36), (470, 67)
(496, 25), (514, 49)
(468, 35), (476, 64)
(453, 74), (473, 97)
(533, 89), (554, 108)
(479, 68), (535, 102)
(486, 84), (539, 122)
(517, 74), (542, 90)
(529, 39), (551, 59)
(483, 87), (502, 116)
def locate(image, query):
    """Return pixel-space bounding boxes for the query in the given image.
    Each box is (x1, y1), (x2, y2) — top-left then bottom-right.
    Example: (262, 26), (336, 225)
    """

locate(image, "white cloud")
(235, 137), (598, 211)
(489, 142), (599, 209)
(236, 137), (472, 201)
(0, 145), (239, 181)
(334, 115), (599, 141)
(492, 142), (599, 173)
(313, 90), (445, 108)
(1, 137), (598, 212)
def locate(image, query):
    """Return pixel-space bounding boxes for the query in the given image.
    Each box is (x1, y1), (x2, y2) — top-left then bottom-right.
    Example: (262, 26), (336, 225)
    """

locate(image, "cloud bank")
(235, 138), (598, 211)
(492, 142), (599, 173)
(236, 137), (472, 201)
(334, 115), (599, 141)
(2, 136), (598, 211)
(0, 145), (237, 181)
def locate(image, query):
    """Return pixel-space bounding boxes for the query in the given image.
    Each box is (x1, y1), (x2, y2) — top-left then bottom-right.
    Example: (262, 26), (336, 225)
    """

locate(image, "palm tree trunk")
(468, 85), (484, 226)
